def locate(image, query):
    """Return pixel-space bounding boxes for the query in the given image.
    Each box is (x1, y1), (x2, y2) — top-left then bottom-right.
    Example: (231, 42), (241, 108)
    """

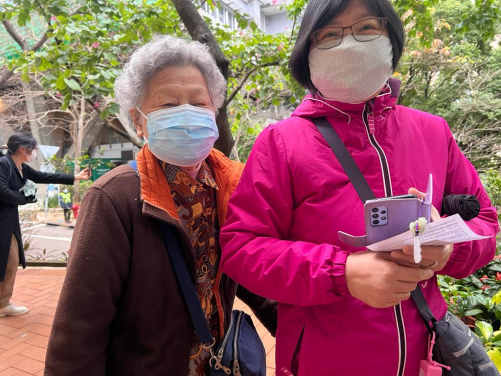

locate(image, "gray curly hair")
(115, 35), (227, 123)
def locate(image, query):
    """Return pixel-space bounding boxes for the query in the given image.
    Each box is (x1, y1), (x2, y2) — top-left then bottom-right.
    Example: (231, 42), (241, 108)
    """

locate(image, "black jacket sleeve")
(0, 159), (27, 205)
(23, 164), (75, 185)
(236, 285), (278, 337)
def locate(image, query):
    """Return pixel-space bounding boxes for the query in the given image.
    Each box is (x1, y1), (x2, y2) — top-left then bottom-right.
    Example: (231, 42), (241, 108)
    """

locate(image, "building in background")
(198, 0), (294, 34)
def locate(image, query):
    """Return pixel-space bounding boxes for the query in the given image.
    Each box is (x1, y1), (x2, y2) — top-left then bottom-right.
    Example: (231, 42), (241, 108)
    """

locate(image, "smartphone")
(364, 194), (431, 245)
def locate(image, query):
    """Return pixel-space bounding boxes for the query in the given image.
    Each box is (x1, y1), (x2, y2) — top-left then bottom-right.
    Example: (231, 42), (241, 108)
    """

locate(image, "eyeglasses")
(311, 17), (388, 50)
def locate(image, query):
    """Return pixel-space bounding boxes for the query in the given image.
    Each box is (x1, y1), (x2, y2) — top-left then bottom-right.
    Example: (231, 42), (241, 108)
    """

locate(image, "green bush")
(47, 195), (60, 209)
(483, 170), (501, 217)
(440, 244), (501, 325)
(439, 242), (501, 370)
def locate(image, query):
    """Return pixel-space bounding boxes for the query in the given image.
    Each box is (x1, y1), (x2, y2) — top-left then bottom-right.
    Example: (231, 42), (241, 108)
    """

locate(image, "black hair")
(5, 132), (37, 155)
(289, 0), (405, 93)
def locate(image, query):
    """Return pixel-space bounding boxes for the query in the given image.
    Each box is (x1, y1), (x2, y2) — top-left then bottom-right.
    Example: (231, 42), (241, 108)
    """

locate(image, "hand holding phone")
(339, 175), (434, 250)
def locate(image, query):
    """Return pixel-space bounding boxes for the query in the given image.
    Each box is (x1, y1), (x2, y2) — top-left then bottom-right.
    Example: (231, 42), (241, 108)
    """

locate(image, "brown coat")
(45, 146), (277, 376)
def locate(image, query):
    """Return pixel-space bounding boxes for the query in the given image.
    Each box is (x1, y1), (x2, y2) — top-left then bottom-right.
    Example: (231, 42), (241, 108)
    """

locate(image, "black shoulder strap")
(157, 221), (214, 345)
(311, 117), (436, 333)
(128, 161), (214, 345)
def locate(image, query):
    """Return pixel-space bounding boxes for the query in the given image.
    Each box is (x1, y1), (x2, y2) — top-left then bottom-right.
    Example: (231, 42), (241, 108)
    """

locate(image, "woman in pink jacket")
(220, 0), (500, 375)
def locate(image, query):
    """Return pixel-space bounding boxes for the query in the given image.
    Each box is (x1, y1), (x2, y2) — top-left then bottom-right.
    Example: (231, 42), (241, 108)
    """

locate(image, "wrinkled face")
(310, 0), (390, 52)
(130, 66), (214, 139)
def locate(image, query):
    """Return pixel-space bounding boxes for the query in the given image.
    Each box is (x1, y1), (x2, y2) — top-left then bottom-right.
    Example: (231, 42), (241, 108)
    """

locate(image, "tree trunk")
(22, 80), (42, 169)
(171, 0), (234, 156)
(73, 98), (85, 204)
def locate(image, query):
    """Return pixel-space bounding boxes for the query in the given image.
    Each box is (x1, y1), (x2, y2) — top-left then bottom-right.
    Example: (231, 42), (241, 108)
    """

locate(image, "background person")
(58, 188), (72, 223)
(0, 132), (90, 317)
(219, 0), (500, 375)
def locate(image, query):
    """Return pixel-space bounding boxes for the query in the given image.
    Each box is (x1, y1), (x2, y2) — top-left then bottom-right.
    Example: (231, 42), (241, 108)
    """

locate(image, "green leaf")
(99, 108), (109, 120)
(488, 265), (501, 272)
(109, 102), (120, 115)
(61, 93), (72, 111)
(55, 75), (66, 90)
(492, 291), (501, 305)
(103, 52), (116, 62)
(488, 349), (501, 372)
(464, 309), (483, 316)
(64, 79), (82, 92)
(492, 331), (501, 343)
(21, 70), (30, 83)
(475, 321), (494, 342)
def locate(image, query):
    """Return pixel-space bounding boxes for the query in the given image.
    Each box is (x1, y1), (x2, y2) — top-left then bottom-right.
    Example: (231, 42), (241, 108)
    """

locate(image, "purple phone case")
(338, 197), (431, 247)
(364, 197), (431, 245)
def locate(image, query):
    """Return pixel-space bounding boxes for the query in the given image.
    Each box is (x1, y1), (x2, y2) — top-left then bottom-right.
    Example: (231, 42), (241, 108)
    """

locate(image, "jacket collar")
(291, 78), (401, 123)
(136, 145), (242, 226)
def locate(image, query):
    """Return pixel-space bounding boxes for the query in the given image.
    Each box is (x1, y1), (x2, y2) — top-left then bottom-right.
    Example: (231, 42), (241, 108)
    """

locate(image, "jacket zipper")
(218, 312), (235, 358)
(362, 105), (406, 376)
(232, 311), (244, 376)
(212, 311), (235, 374)
(291, 325), (305, 375)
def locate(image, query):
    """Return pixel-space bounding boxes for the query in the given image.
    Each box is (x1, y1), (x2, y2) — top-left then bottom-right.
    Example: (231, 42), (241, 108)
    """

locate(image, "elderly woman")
(45, 35), (276, 376)
(220, 0), (499, 375)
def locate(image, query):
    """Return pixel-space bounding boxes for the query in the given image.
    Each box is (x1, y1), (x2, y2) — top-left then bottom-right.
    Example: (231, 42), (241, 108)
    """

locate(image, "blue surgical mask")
(137, 104), (219, 167)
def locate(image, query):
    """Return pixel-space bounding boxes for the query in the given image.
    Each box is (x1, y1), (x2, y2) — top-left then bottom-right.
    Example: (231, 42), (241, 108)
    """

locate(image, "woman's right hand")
(345, 251), (434, 308)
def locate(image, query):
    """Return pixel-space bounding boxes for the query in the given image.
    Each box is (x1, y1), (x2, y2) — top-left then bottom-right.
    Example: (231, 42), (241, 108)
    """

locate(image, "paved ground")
(0, 268), (277, 376)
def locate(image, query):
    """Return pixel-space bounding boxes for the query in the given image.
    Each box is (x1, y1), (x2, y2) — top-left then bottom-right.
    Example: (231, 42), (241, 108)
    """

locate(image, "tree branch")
(0, 70), (15, 88)
(170, 0), (229, 80)
(288, 14), (298, 46)
(226, 62), (280, 105)
(1, 20), (29, 51)
(0, 6), (84, 87)
(85, 99), (143, 148)
(31, 32), (49, 52)
(227, 67), (258, 105)
(0, 26), (50, 87)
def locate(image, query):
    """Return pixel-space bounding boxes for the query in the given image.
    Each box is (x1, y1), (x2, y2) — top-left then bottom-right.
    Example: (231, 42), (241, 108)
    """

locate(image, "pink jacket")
(220, 79), (499, 376)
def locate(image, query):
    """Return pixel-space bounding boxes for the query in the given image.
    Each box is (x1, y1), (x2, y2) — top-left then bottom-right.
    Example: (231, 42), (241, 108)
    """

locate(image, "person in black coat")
(0, 132), (90, 317)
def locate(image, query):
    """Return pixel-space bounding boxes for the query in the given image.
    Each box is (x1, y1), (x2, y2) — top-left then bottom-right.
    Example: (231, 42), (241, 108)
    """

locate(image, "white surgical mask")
(309, 35), (393, 103)
(24, 149), (37, 162)
(137, 104), (219, 167)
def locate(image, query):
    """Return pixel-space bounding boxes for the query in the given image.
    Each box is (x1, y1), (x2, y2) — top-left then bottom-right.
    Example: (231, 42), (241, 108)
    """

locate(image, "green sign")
(91, 162), (112, 181)
(62, 158), (125, 181)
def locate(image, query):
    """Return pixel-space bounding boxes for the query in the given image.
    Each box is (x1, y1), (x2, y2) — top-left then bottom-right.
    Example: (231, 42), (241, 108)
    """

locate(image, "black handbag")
(311, 117), (499, 376)
(129, 161), (266, 376)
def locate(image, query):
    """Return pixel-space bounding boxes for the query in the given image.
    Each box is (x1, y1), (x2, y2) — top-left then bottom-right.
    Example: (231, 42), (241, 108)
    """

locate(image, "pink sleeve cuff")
(326, 250), (351, 298)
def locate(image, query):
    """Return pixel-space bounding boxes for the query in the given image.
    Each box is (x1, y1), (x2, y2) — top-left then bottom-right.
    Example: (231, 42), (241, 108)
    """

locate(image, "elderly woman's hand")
(388, 187), (454, 271)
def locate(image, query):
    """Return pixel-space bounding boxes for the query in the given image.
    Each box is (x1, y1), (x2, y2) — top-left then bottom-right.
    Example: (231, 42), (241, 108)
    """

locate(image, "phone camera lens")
(372, 208), (379, 213)
(372, 214), (379, 219)
(381, 217), (387, 220)
(373, 220), (380, 225)
(381, 210), (387, 214)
